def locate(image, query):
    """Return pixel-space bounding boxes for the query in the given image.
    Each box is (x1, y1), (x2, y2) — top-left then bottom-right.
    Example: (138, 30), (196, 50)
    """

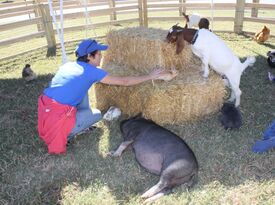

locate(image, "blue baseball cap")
(75, 39), (108, 57)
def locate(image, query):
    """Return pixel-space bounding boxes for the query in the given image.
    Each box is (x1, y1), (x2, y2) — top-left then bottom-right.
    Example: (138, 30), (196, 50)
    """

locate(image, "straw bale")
(95, 64), (226, 125)
(102, 27), (197, 72)
(95, 27), (226, 124)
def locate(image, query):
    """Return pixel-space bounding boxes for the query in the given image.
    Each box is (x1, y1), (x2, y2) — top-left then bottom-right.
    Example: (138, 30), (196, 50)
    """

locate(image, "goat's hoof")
(202, 72), (209, 78)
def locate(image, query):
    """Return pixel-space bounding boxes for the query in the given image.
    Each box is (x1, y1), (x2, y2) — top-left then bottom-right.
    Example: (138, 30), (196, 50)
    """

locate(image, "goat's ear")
(176, 34), (185, 54)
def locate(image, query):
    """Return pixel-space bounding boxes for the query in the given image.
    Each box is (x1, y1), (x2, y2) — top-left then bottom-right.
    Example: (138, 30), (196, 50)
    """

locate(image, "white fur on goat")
(191, 29), (256, 107)
(186, 14), (201, 28)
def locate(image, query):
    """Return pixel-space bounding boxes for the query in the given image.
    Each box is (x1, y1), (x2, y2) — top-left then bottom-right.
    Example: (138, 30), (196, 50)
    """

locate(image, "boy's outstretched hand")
(152, 67), (178, 81)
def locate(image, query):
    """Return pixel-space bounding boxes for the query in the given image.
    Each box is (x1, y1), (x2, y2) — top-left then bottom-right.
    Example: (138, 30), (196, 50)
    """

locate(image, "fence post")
(25, 0), (31, 19)
(182, 0), (186, 15)
(143, 0), (148, 27)
(234, 0), (245, 34)
(138, 0), (143, 26)
(251, 0), (259, 17)
(38, 4), (56, 57)
(179, 0), (182, 16)
(179, 0), (186, 16)
(108, 0), (117, 21)
(33, 0), (43, 31)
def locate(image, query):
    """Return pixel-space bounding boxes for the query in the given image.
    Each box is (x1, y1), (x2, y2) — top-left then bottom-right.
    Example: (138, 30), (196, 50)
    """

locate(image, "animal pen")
(1, 0), (274, 60)
(95, 27), (225, 124)
(0, 0), (274, 123)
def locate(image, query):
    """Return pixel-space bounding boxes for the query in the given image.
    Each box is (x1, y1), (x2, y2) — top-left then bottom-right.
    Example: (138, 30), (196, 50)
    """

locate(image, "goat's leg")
(107, 140), (133, 157)
(201, 57), (210, 78)
(228, 91), (235, 102)
(190, 48), (210, 78)
(227, 76), (241, 107)
(233, 87), (242, 107)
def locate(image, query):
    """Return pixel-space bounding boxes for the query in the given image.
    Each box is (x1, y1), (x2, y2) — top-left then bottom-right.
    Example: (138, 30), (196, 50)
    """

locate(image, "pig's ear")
(133, 112), (143, 119)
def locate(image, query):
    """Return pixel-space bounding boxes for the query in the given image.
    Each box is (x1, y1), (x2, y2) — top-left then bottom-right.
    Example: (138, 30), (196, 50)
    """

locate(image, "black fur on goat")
(267, 50), (275, 68)
(219, 102), (242, 130)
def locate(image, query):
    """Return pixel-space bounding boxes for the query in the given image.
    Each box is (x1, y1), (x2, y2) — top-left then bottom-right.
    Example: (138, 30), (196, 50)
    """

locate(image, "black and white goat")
(182, 12), (210, 30)
(166, 26), (256, 107)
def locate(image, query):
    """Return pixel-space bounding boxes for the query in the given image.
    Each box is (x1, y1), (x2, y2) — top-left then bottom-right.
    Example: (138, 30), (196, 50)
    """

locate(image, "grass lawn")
(0, 20), (275, 204)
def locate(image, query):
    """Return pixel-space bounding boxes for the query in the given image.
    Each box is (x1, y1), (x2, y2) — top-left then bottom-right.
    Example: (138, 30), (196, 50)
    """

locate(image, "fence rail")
(0, 0), (274, 59)
(0, 31), (45, 46)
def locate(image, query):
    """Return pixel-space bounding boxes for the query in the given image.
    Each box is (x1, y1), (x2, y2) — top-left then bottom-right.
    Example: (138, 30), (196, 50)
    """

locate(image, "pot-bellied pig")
(108, 115), (198, 203)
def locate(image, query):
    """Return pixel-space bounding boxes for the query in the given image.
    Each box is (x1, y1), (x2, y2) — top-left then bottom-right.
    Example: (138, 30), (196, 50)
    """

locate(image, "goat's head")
(166, 24), (184, 43)
(198, 18), (210, 29)
(166, 24), (185, 54)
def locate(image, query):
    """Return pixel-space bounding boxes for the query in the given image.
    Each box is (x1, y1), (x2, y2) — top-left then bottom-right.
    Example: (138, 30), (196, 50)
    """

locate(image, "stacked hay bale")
(95, 27), (226, 124)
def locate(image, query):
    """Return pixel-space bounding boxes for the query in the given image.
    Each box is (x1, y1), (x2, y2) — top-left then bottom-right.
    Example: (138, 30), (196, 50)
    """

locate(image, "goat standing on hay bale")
(166, 25), (256, 107)
(254, 25), (270, 43)
(37, 38), (177, 155)
(182, 12), (210, 30)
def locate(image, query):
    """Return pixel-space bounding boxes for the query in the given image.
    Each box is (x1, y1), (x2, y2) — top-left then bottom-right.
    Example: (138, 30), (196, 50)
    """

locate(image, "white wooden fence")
(0, 0), (274, 58)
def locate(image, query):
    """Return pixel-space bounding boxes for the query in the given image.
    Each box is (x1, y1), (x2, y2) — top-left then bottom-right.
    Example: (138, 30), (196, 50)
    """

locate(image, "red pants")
(38, 95), (76, 154)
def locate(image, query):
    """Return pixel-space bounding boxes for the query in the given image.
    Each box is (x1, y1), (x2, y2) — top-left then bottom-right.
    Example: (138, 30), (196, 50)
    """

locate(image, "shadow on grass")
(239, 33), (273, 49)
(0, 74), (153, 204)
(1, 62), (275, 204)
(261, 42), (275, 50)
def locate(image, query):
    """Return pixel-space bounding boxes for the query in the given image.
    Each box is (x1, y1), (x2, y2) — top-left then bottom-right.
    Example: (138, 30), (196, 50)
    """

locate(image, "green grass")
(1, 17), (275, 205)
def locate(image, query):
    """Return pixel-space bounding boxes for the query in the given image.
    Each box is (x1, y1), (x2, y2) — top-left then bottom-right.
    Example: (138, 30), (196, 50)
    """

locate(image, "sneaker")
(263, 120), (275, 140)
(67, 125), (97, 145)
(268, 72), (275, 82)
(252, 136), (275, 153)
(76, 125), (97, 136)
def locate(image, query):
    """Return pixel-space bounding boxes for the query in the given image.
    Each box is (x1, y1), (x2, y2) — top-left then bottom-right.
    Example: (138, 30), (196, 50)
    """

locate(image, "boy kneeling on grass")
(38, 39), (177, 154)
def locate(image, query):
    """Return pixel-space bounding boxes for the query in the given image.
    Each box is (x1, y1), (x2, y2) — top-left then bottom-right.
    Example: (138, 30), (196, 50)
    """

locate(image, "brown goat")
(166, 25), (197, 54)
